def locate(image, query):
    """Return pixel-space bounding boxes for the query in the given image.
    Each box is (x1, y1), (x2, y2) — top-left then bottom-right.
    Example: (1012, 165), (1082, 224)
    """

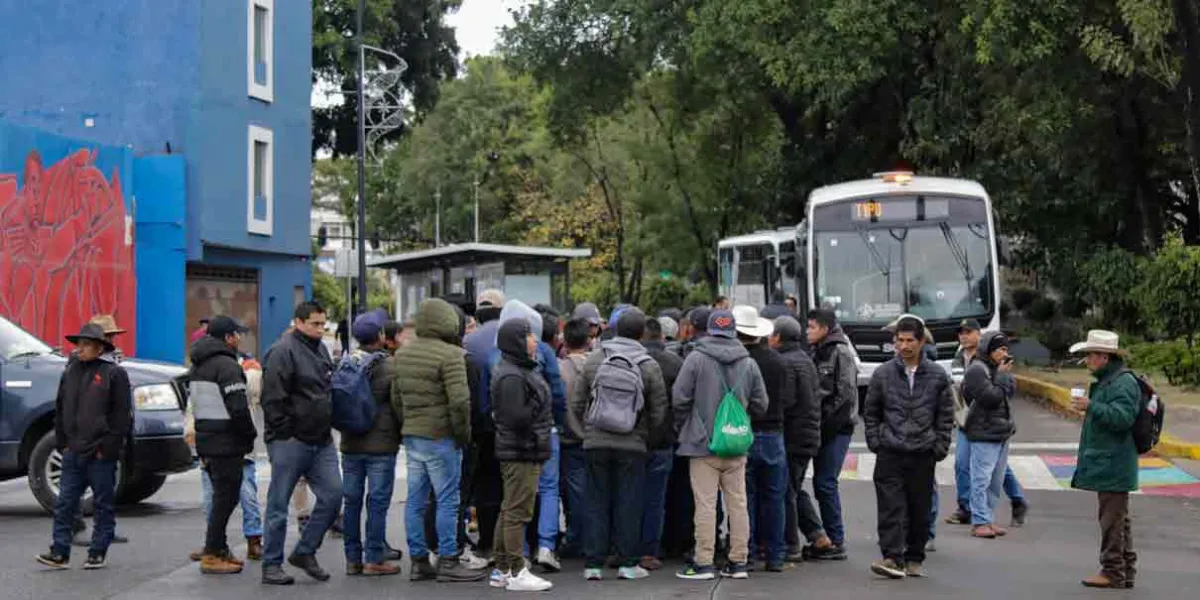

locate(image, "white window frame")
(248, 125), (274, 236)
(248, 0), (274, 102)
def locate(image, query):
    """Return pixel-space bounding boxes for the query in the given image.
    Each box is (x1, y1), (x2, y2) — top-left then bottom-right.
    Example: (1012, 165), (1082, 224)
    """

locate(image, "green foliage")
(1078, 245), (1145, 330)
(1036, 320), (1086, 361)
(312, 270), (347, 320)
(1011, 288), (1039, 312)
(1129, 339), (1200, 387)
(1028, 296), (1059, 322)
(1136, 234), (1200, 347)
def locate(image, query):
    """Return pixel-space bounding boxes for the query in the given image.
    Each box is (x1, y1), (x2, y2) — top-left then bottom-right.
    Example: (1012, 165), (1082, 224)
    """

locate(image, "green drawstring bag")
(708, 364), (754, 458)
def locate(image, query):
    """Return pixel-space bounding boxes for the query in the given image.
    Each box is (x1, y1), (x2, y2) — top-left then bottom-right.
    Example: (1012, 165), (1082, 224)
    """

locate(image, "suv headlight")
(134, 383), (179, 411)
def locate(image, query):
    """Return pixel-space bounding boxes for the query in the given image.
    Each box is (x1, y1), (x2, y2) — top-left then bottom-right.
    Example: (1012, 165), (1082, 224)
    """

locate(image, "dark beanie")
(615, 307), (647, 339)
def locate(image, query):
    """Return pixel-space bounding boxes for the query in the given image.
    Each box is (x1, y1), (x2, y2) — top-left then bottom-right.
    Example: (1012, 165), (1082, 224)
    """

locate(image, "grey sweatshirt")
(671, 336), (769, 458)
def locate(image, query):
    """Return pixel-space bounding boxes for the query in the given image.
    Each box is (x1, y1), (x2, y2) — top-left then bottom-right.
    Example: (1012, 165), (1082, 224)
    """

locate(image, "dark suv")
(0, 316), (194, 513)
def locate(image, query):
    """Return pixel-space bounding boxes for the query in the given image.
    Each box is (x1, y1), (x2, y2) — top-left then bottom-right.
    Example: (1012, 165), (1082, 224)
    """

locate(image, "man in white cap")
(1068, 331), (1141, 589)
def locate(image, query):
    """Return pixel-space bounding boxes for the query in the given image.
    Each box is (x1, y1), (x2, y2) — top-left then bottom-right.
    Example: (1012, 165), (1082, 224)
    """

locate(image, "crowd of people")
(35, 292), (1145, 590)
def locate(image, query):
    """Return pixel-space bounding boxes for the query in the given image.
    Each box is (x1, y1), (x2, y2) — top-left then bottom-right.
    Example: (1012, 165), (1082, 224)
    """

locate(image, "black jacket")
(262, 330), (335, 445)
(747, 343), (790, 433)
(644, 340), (684, 450)
(491, 320), (554, 462)
(961, 355), (1017, 443)
(55, 353), (132, 459)
(188, 337), (257, 457)
(339, 349), (403, 455)
(779, 342), (822, 458)
(811, 327), (859, 442)
(863, 356), (955, 459)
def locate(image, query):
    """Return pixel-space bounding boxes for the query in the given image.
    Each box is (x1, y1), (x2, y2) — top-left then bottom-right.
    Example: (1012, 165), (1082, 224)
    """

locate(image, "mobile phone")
(1002, 357), (1014, 365)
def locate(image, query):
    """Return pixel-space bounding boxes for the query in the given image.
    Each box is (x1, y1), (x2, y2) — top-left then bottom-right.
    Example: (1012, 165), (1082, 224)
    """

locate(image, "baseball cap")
(658, 316), (679, 341)
(352, 312), (385, 344)
(207, 316), (250, 339)
(958, 318), (982, 333)
(708, 310), (737, 339)
(572, 302), (603, 326)
(688, 307), (712, 331)
(476, 289), (506, 309)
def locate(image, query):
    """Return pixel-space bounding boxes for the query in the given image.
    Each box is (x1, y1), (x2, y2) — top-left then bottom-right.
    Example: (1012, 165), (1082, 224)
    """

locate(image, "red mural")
(0, 149), (137, 354)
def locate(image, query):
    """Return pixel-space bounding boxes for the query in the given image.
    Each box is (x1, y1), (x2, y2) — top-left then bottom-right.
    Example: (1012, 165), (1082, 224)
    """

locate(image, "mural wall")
(0, 122), (136, 354)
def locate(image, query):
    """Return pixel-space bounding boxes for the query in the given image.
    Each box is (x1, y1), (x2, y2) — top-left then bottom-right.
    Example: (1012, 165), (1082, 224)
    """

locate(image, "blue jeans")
(535, 430), (561, 551)
(929, 484), (939, 540)
(202, 458), (262, 538)
(263, 440), (342, 566)
(969, 441), (1009, 525)
(746, 432), (788, 564)
(51, 452), (117, 557)
(342, 453), (397, 564)
(813, 433), (852, 546)
(560, 443), (587, 554)
(404, 436), (462, 559)
(639, 448), (674, 557)
(954, 430), (1026, 513)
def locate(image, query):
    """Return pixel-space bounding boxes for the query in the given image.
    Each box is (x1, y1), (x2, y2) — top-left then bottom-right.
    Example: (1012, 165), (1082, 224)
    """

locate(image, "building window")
(248, 0), (273, 102)
(248, 125), (273, 235)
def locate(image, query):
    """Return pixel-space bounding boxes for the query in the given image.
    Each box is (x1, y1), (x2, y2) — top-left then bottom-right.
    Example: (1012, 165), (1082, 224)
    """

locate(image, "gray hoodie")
(498, 300), (543, 339)
(569, 337), (669, 454)
(671, 336), (769, 458)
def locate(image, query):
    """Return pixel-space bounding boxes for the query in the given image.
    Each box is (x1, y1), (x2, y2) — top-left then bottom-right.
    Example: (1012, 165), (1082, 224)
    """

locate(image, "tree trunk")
(1175, 0), (1200, 240)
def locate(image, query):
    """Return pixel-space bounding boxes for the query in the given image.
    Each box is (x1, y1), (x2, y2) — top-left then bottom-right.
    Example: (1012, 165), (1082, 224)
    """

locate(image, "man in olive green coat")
(391, 299), (484, 583)
(1068, 330), (1141, 590)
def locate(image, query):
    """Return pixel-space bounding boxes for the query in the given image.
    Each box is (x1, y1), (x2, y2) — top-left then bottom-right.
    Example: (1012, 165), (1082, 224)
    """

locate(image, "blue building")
(0, 0), (313, 361)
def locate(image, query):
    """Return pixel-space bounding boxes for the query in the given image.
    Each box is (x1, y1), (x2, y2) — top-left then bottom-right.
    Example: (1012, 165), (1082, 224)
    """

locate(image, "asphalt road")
(1, 396), (1197, 599)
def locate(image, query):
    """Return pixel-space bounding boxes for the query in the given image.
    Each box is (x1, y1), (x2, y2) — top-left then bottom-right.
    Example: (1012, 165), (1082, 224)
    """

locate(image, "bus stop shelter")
(368, 243), (592, 320)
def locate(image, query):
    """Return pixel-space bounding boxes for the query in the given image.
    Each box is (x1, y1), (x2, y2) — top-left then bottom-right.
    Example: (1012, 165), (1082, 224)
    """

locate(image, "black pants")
(203, 456), (245, 554)
(873, 451), (936, 565)
(584, 448), (645, 569)
(472, 432), (503, 553)
(788, 455), (826, 543)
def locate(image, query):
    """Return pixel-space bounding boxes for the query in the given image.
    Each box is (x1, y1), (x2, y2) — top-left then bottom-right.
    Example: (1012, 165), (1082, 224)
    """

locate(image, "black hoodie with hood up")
(491, 319), (554, 462)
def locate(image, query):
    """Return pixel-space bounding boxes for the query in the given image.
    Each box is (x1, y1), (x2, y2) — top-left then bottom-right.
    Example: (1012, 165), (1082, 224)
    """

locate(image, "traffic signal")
(317, 225), (328, 247)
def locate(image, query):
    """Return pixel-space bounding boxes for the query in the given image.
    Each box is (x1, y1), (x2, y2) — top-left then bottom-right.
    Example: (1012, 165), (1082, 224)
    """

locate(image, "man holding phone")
(959, 332), (1017, 539)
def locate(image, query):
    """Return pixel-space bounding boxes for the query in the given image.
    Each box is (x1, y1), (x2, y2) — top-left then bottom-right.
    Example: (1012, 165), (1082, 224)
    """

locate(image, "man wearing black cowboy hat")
(37, 323), (133, 570)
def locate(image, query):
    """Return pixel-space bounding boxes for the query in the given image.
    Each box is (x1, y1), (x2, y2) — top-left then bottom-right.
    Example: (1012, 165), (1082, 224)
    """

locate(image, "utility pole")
(472, 178), (480, 243)
(354, 0), (368, 315)
(435, 184), (442, 247)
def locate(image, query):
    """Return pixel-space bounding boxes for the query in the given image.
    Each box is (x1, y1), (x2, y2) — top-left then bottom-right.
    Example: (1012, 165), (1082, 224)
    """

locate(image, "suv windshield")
(812, 199), (994, 324)
(0, 316), (54, 360)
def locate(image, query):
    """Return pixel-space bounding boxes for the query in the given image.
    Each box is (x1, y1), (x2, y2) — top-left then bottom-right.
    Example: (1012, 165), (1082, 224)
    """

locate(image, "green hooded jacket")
(391, 299), (471, 445)
(1071, 359), (1141, 493)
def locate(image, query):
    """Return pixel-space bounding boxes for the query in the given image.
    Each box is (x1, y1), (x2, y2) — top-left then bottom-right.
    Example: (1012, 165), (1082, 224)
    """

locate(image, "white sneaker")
(429, 552), (438, 568)
(489, 569), (511, 589)
(619, 565), (651, 580)
(506, 567), (553, 592)
(535, 547), (561, 572)
(462, 548), (490, 570)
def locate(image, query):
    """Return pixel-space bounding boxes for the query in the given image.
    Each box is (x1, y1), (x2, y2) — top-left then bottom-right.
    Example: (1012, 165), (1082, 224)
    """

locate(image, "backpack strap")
(717, 358), (749, 395)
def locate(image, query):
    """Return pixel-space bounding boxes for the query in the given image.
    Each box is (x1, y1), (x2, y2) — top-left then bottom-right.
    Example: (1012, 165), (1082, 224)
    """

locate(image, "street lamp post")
(354, 0), (368, 315)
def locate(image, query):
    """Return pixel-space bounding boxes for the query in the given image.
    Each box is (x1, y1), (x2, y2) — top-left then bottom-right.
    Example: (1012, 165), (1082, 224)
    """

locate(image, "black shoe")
(36, 552), (70, 570)
(385, 544), (403, 562)
(1011, 501), (1028, 527)
(262, 565), (295, 586)
(436, 557), (488, 582)
(803, 544), (848, 561)
(287, 553), (331, 582)
(409, 555), (438, 582)
(83, 554), (107, 570)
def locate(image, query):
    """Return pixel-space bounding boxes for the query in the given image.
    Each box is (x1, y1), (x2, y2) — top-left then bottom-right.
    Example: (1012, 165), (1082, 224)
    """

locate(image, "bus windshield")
(811, 196), (994, 324)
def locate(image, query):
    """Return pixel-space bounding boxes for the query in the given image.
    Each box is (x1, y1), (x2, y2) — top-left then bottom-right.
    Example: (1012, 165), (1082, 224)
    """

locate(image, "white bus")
(718, 171), (1003, 386)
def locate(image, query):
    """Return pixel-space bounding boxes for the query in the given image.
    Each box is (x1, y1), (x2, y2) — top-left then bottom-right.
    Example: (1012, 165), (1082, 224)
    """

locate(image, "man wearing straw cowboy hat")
(1068, 330), (1141, 589)
(36, 323), (133, 570)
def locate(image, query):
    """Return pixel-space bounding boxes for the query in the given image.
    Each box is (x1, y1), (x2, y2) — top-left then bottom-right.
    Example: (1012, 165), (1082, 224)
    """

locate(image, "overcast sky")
(447, 0), (524, 59)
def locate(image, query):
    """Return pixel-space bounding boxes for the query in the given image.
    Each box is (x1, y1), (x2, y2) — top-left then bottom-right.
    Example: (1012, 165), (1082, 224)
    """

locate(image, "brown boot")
(1081, 573), (1124, 588)
(220, 550), (245, 567)
(363, 562), (402, 577)
(991, 525), (1008, 537)
(971, 525), (997, 539)
(246, 536), (263, 561)
(200, 554), (243, 575)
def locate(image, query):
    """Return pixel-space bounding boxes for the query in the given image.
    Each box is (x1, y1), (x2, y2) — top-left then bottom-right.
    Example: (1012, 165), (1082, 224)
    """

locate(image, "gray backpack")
(587, 348), (654, 434)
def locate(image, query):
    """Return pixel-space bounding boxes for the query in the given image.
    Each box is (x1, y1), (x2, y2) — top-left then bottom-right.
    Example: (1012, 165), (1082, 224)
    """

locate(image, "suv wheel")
(28, 431), (126, 515)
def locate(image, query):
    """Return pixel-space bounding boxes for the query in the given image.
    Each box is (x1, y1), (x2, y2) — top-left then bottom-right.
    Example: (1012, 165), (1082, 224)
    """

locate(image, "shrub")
(1028, 296), (1058, 322)
(1135, 235), (1200, 349)
(1039, 320), (1085, 361)
(1129, 340), (1200, 388)
(1011, 287), (1039, 312)
(1078, 246), (1144, 330)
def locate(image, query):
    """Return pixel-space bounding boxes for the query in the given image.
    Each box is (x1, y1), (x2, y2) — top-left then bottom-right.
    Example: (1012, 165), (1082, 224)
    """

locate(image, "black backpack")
(1121, 370), (1165, 455)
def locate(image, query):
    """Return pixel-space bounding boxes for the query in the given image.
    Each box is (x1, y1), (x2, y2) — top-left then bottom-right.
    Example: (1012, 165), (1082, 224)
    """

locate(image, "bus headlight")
(134, 384), (179, 411)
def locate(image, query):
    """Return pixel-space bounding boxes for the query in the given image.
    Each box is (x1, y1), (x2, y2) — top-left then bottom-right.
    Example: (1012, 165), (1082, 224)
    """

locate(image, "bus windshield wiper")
(939, 222), (974, 282)
(855, 227), (891, 278)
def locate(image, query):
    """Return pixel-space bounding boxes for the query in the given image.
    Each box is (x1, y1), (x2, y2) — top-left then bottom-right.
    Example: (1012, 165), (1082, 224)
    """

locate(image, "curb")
(1015, 374), (1200, 461)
